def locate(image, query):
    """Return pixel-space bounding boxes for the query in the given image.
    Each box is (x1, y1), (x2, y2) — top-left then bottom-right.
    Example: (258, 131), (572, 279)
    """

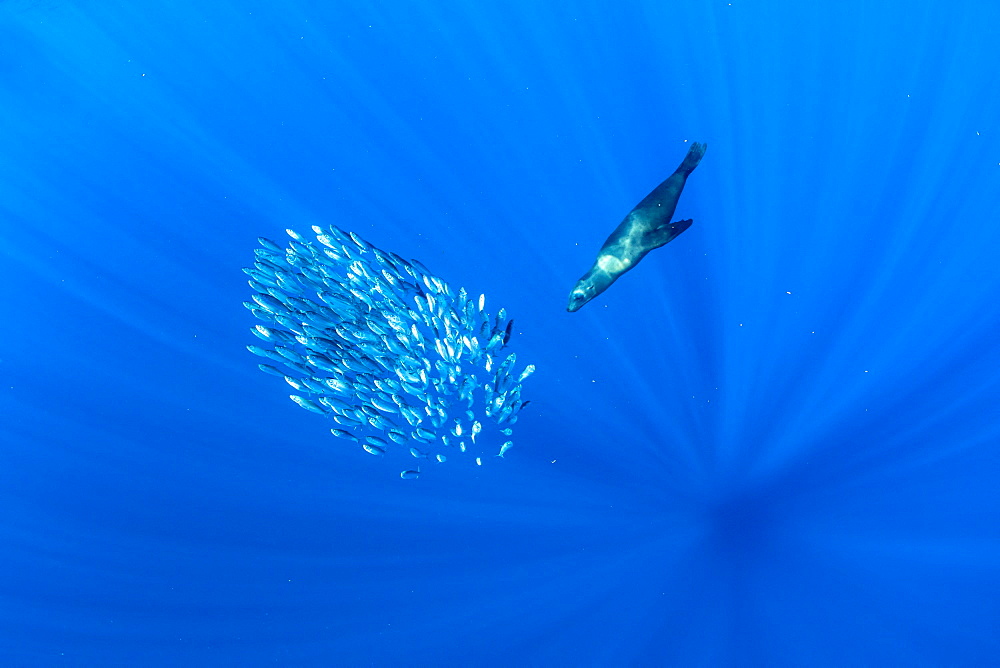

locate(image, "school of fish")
(243, 226), (535, 479)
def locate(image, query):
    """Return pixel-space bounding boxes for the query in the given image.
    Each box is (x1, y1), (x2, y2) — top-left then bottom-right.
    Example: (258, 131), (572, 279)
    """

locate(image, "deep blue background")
(1, 1), (998, 665)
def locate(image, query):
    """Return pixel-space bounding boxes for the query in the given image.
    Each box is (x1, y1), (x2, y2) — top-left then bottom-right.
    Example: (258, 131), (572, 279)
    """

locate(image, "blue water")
(2, 1), (998, 665)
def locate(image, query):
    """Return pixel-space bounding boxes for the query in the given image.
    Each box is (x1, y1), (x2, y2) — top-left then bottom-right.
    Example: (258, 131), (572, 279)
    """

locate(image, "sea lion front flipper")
(646, 218), (693, 249)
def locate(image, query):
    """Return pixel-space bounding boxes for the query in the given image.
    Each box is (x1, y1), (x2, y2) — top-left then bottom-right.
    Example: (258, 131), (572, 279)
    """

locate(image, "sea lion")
(567, 142), (706, 312)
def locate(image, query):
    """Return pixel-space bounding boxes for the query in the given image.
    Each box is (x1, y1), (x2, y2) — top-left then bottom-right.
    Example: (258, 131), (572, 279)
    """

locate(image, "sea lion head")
(568, 264), (617, 312)
(566, 286), (594, 313)
(567, 281), (597, 312)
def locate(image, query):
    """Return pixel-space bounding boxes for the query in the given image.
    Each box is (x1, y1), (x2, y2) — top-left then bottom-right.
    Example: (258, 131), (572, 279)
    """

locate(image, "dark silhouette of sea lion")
(567, 142), (706, 312)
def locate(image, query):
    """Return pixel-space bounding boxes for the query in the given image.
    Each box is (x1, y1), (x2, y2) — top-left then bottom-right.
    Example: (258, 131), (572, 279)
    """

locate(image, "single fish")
(289, 395), (326, 414)
(386, 429), (409, 445)
(412, 428), (435, 443)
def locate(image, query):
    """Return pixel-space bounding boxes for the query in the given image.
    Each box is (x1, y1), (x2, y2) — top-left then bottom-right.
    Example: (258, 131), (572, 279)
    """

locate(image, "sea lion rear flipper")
(679, 143), (707, 173)
(646, 219), (692, 249)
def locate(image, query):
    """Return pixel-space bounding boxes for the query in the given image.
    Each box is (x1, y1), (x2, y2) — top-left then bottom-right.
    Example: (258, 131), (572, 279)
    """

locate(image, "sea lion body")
(567, 142), (706, 312)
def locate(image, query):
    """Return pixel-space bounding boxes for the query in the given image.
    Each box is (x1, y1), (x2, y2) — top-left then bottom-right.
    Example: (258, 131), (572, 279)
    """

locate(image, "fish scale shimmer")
(243, 226), (535, 477)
